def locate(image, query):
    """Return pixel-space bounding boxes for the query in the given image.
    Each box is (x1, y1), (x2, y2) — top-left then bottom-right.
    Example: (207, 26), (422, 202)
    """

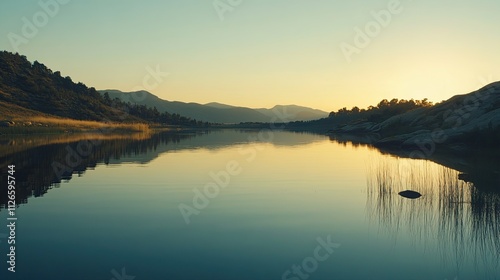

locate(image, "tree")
(377, 99), (389, 109)
(103, 92), (111, 105)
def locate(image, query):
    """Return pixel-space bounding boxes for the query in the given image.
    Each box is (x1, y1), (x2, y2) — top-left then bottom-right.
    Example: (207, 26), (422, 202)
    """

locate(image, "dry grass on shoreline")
(1, 116), (150, 135)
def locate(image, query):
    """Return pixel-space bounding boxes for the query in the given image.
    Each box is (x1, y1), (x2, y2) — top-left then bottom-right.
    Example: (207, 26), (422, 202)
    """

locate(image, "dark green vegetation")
(288, 98), (434, 131)
(0, 51), (207, 129)
(329, 98), (433, 123)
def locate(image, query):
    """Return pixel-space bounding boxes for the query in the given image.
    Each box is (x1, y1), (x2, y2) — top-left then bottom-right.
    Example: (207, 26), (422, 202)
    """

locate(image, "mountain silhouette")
(99, 89), (328, 123)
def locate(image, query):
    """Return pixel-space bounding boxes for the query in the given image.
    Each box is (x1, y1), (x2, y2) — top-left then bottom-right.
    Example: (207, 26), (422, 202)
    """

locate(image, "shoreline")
(0, 116), (150, 135)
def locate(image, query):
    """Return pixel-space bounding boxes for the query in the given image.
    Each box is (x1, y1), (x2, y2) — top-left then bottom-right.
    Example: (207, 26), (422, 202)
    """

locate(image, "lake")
(0, 129), (499, 280)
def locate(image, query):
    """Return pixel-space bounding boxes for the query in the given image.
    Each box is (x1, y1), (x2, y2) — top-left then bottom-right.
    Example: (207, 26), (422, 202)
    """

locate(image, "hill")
(329, 82), (500, 150)
(100, 89), (269, 123)
(100, 89), (329, 123)
(287, 97), (434, 132)
(0, 51), (202, 130)
(203, 102), (328, 121)
(0, 51), (135, 122)
(255, 105), (328, 121)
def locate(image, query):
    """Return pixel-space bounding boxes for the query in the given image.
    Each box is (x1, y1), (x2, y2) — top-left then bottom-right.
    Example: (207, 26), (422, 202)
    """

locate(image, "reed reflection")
(367, 158), (500, 276)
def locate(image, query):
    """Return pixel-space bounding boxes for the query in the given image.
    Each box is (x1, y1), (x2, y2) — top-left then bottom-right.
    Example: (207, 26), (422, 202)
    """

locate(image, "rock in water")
(398, 190), (422, 199)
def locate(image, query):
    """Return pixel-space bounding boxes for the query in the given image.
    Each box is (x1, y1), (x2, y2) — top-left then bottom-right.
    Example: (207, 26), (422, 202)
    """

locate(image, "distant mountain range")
(99, 89), (329, 123)
(0, 50), (327, 126)
(3, 49), (498, 149)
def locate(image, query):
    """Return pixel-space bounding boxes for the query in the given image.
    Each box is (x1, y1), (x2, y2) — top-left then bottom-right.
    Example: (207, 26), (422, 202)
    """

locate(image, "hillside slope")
(100, 89), (329, 123)
(0, 51), (139, 122)
(0, 51), (200, 127)
(332, 82), (500, 149)
(100, 89), (270, 123)
(255, 105), (328, 121)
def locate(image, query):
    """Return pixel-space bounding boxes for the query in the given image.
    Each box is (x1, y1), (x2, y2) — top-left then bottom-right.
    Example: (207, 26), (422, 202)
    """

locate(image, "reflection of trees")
(367, 158), (500, 278)
(0, 131), (196, 209)
(0, 129), (327, 210)
(329, 134), (379, 148)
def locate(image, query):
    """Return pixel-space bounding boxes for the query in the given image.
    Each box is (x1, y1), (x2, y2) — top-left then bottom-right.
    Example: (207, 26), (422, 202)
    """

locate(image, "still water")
(0, 130), (499, 279)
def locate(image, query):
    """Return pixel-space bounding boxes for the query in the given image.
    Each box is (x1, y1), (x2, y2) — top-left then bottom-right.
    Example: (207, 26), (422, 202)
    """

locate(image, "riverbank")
(0, 115), (151, 135)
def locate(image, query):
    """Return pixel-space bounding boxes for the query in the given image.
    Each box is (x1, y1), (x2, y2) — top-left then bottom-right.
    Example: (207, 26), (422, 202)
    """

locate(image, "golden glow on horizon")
(1, 1), (499, 112)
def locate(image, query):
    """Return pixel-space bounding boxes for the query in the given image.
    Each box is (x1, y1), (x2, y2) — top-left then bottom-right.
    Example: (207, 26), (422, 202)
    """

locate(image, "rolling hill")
(331, 82), (500, 149)
(0, 51), (136, 122)
(0, 51), (201, 128)
(255, 105), (328, 121)
(99, 89), (329, 123)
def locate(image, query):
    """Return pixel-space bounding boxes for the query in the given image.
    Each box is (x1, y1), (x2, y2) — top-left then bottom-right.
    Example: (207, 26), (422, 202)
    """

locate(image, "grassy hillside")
(0, 51), (204, 131)
(0, 51), (138, 122)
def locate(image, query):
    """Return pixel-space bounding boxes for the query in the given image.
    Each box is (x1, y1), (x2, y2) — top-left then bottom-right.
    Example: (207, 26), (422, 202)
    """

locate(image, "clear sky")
(1, 0), (499, 112)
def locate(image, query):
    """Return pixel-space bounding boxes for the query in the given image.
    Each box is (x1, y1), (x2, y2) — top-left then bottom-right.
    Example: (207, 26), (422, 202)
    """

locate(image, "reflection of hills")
(0, 132), (196, 209)
(108, 129), (326, 163)
(367, 158), (500, 277)
(0, 129), (325, 209)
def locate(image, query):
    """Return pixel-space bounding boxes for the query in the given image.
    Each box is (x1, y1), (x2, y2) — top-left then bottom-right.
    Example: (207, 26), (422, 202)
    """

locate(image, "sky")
(1, 0), (499, 112)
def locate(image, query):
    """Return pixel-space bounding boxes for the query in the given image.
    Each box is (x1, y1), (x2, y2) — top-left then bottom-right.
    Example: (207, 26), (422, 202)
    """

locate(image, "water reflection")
(367, 158), (500, 277)
(0, 129), (326, 209)
(0, 131), (197, 208)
